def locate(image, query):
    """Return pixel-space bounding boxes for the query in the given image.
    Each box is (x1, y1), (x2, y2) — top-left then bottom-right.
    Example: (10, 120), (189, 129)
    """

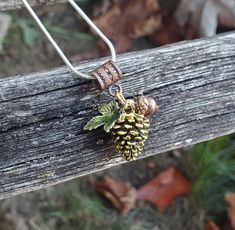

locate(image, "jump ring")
(108, 83), (123, 97)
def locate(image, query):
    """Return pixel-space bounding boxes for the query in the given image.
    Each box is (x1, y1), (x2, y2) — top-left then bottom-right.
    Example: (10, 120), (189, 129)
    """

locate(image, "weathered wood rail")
(0, 0), (66, 11)
(0, 32), (235, 199)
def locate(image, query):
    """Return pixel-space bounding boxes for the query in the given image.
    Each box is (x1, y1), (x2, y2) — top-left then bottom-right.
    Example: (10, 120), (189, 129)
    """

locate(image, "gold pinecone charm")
(112, 110), (150, 161)
(84, 92), (157, 161)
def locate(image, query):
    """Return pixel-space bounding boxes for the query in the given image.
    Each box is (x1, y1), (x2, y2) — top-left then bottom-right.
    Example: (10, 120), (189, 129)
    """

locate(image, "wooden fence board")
(0, 32), (235, 199)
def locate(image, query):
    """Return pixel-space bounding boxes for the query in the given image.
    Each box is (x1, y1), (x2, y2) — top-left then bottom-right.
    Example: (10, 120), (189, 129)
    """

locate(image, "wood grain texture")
(0, 32), (235, 199)
(0, 0), (66, 11)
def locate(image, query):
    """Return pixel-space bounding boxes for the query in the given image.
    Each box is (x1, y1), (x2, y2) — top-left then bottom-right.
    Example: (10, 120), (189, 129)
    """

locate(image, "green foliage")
(18, 19), (40, 47)
(3, 14), (93, 48)
(1, 15), (19, 48)
(84, 102), (120, 132)
(189, 134), (235, 217)
(43, 20), (94, 41)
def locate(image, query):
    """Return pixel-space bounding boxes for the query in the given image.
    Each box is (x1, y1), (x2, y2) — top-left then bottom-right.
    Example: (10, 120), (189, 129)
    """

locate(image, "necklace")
(22, 0), (158, 161)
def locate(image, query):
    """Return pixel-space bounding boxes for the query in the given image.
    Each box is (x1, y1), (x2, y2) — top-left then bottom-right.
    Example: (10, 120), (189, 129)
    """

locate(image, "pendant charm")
(111, 99), (150, 161)
(84, 89), (158, 161)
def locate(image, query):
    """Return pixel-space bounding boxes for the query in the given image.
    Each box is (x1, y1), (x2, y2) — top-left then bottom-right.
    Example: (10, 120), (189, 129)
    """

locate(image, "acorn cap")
(135, 96), (158, 116)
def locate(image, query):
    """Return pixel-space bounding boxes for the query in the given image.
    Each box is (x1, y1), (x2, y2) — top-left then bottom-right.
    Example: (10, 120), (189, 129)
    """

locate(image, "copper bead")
(90, 60), (123, 91)
(135, 96), (158, 116)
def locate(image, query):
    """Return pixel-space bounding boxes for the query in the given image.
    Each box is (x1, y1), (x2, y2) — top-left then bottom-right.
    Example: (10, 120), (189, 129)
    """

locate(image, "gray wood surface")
(0, 0), (66, 11)
(0, 32), (235, 199)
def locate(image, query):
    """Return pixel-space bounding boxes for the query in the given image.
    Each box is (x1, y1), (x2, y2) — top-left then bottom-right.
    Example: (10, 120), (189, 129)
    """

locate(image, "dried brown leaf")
(137, 166), (191, 212)
(205, 220), (221, 230)
(148, 16), (196, 45)
(218, 14), (235, 28)
(225, 192), (235, 230)
(93, 0), (161, 52)
(96, 176), (136, 214)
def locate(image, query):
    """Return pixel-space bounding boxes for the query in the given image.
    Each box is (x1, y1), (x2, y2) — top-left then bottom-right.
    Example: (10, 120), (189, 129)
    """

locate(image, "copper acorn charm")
(135, 96), (158, 116)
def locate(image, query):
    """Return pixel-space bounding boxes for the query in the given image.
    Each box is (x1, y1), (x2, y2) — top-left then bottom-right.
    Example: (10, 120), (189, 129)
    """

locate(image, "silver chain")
(21, 0), (117, 80)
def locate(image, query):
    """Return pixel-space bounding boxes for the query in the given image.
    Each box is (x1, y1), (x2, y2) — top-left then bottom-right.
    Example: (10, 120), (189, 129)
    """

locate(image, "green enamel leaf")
(84, 101), (120, 132)
(104, 106), (120, 132)
(84, 115), (106, 131)
(104, 115), (119, 131)
(104, 119), (117, 132)
(98, 101), (119, 116)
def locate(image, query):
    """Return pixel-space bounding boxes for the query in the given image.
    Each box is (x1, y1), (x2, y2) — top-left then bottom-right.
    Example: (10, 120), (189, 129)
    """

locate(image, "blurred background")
(0, 0), (235, 229)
